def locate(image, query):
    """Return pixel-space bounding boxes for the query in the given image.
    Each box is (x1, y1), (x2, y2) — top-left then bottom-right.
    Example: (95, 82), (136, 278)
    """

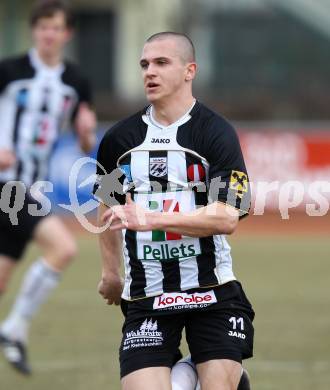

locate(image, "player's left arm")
(148, 200), (239, 236)
(102, 194), (238, 237)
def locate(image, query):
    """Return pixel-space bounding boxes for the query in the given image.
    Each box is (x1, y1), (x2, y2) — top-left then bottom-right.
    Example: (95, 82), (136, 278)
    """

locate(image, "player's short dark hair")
(146, 32), (196, 62)
(30, 0), (74, 28)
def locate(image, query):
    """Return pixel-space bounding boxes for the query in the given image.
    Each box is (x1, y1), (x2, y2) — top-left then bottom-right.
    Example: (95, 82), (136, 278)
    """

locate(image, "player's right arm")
(94, 128), (126, 306)
(97, 202), (123, 306)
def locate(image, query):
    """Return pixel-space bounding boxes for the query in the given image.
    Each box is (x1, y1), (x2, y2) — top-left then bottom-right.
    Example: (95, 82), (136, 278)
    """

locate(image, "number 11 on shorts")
(229, 316), (244, 331)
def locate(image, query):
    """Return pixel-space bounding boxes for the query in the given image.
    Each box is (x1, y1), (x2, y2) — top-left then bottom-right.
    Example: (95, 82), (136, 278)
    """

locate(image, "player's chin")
(44, 42), (63, 53)
(145, 91), (161, 103)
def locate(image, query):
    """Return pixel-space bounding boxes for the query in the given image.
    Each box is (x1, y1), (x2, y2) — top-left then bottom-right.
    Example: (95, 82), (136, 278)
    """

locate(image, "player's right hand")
(98, 275), (123, 306)
(0, 149), (16, 171)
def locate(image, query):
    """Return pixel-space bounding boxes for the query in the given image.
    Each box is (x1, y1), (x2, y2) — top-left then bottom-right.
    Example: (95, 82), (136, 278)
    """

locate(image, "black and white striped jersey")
(0, 48), (92, 186)
(94, 102), (250, 301)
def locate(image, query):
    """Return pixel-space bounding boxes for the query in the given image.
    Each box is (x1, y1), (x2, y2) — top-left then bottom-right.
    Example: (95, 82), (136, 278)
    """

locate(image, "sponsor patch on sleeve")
(229, 170), (248, 198)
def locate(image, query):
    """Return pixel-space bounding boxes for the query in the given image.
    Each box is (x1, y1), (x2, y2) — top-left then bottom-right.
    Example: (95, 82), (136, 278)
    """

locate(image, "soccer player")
(95, 32), (254, 390)
(0, 0), (96, 375)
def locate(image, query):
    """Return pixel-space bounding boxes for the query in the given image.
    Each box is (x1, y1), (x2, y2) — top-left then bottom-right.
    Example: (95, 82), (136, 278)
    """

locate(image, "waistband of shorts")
(121, 280), (245, 315)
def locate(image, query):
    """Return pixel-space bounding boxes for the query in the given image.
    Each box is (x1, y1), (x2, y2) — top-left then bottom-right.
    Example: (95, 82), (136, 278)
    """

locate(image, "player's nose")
(145, 63), (158, 77)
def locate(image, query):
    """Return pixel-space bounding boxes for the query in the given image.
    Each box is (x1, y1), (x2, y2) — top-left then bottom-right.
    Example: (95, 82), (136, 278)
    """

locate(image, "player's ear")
(185, 62), (197, 82)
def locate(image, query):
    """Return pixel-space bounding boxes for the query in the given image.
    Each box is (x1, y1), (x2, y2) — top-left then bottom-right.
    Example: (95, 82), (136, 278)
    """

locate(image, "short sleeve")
(70, 76), (93, 122)
(62, 63), (93, 122)
(205, 119), (251, 217)
(93, 129), (126, 207)
(77, 76), (93, 105)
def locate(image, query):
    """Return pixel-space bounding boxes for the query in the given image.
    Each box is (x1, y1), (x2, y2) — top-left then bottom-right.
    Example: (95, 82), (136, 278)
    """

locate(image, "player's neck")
(152, 95), (196, 127)
(36, 49), (63, 68)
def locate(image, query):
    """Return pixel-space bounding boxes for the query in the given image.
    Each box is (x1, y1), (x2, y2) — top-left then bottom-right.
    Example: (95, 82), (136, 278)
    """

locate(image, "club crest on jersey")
(149, 157), (167, 177)
(229, 170), (248, 198)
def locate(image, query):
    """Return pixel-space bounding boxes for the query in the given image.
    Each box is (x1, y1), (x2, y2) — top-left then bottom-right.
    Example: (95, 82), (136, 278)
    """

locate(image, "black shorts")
(119, 281), (254, 378)
(0, 182), (45, 260)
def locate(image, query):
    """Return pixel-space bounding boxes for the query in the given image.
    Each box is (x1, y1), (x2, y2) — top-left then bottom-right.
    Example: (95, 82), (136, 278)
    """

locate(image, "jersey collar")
(143, 100), (197, 129)
(29, 48), (64, 76)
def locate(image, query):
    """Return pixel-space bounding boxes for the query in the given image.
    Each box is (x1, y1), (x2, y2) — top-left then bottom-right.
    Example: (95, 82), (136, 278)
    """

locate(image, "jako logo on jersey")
(153, 290), (217, 309)
(151, 138), (170, 144)
(149, 157), (167, 177)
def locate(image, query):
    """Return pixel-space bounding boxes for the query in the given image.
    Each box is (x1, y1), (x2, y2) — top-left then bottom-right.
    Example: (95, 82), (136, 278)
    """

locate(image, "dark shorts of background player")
(0, 182), (46, 260)
(119, 281), (255, 378)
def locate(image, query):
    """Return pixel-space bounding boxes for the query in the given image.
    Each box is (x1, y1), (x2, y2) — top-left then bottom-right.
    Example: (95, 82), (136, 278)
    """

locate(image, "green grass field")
(0, 234), (329, 389)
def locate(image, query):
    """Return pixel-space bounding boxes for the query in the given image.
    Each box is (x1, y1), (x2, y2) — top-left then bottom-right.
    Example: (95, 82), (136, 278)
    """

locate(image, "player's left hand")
(75, 103), (96, 134)
(101, 193), (154, 232)
(0, 149), (16, 170)
(98, 274), (123, 305)
(75, 103), (97, 153)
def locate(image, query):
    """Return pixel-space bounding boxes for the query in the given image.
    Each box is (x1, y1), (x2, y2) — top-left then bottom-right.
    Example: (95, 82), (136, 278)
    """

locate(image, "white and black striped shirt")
(0, 49), (92, 186)
(94, 102), (250, 301)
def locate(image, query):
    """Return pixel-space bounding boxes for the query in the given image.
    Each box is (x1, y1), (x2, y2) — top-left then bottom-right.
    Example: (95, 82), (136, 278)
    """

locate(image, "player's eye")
(157, 59), (167, 65)
(140, 61), (148, 69)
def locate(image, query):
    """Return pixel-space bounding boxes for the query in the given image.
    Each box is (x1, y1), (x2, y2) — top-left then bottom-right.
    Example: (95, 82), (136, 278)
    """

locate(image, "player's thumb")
(101, 208), (112, 223)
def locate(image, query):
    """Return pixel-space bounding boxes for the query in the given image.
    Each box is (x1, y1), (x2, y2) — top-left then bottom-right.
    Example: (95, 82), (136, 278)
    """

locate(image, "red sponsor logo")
(153, 291), (216, 309)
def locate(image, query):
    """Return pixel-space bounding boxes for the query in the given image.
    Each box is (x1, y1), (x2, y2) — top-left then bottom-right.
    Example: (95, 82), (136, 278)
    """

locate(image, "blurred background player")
(0, 0), (96, 375)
